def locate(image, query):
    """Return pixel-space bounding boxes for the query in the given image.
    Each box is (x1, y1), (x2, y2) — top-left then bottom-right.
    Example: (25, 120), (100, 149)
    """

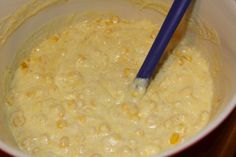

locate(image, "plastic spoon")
(133, 0), (192, 93)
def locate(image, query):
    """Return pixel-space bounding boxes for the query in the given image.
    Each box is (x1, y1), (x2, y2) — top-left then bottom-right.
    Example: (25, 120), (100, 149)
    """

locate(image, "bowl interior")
(0, 0), (236, 157)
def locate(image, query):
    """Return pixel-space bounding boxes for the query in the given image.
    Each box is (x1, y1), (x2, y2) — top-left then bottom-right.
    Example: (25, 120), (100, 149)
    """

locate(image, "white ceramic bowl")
(0, 0), (236, 157)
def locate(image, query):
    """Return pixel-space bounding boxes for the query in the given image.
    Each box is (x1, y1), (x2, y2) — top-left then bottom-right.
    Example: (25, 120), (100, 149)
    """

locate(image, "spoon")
(133, 0), (192, 94)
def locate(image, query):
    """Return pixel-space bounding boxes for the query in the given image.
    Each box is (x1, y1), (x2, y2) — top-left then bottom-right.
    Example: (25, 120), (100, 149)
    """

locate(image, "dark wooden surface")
(1, 108), (235, 157)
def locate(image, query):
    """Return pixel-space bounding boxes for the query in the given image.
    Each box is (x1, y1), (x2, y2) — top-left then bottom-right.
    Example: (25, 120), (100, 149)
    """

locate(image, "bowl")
(0, 0), (236, 157)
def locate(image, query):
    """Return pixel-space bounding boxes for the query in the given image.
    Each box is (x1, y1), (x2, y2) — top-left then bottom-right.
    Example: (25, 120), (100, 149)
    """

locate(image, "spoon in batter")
(131, 0), (192, 99)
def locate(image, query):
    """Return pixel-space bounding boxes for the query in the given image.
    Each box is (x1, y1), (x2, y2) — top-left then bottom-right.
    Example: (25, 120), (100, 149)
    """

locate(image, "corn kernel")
(11, 111), (26, 128)
(77, 54), (87, 64)
(32, 147), (40, 155)
(121, 146), (132, 154)
(136, 130), (145, 136)
(131, 91), (139, 98)
(145, 116), (158, 129)
(123, 68), (131, 78)
(121, 103), (129, 111)
(67, 100), (77, 109)
(58, 111), (65, 118)
(170, 132), (181, 144)
(95, 18), (102, 23)
(104, 134), (121, 146)
(129, 139), (137, 149)
(180, 87), (192, 97)
(59, 136), (70, 148)
(182, 55), (192, 62)
(175, 123), (186, 134)
(121, 103), (140, 119)
(25, 90), (36, 97)
(20, 62), (28, 70)
(90, 153), (102, 157)
(98, 123), (110, 133)
(177, 53), (192, 65)
(198, 111), (210, 127)
(104, 19), (113, 25)
(51, 35), (59, 43)
(130, 114), (140, 121)
(5, 94), (14, 106)
(200, 111), (209, 121)
(39, 133), (50, 144)
(127, 104), (138, 114)
(105, 28), (113, 34)
(111, 16), (120, 24)
(62, 30), (69, 36)
(77, 115), (87, 123)
(51, 105), (65, 119)
(56, 120), (67, 129)
(122, 47), (129, 55)
(144, 145), (159, 156)
(174, 51), (182, 57)
(87, 100), (97, 110)
(150, 30), (156, 39)
(178, 58), (184, 65)
(20, 138), (31, 149)
(79, 144), (87, 154)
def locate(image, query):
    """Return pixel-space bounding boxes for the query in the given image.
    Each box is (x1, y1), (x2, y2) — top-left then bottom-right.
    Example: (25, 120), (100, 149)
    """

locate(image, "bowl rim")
(0, 97), (235, 157)
(157, 96), (236, 157)
(0, 0), (236, 156)
(0, 141), (29, 157)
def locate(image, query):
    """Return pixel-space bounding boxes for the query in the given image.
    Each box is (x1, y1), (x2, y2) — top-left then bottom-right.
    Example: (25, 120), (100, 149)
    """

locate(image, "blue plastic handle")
(136, 0), (192, 79)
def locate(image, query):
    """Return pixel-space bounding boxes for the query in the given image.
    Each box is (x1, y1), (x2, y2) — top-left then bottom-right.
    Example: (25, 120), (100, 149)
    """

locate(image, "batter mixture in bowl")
(5, 15), (213, 157)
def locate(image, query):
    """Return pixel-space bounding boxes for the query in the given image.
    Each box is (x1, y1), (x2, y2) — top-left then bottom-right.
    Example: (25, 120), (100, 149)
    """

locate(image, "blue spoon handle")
(136, 0), (192, 80)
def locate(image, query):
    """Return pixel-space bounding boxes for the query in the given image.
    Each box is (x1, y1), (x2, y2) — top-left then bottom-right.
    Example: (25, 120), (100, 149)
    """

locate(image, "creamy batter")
(5, 16), (213, 157)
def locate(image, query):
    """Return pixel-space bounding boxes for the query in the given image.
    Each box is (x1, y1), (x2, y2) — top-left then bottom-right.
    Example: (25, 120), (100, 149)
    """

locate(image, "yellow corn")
(67, 100), (77, 109)
(90, 153), (102, 157)
(56, 120), (67, 129)
(121, 103), (129, 111)
(105, 19), (113, 25)
(150, 30), (156, 39)
(11, 111), (26, 128)
(20, 62), (28, 70)
(62, 30), (69, 36)
(59, 136), (70, 148)
(136, 130), (145, 136)
(182, 55), (192, 62)
(121, 103), (140, 119)
(5, 94), (14, 106)
(122, 47), (129, 55)
(111, 16), (120, 24)
(131, 91), (139, 98)
(174, 50), (182, 57)
(123, 68), (131, 78)
(95, 18), (102, 23)
(87, 100), (97, 109)
(58, 111), (65, 118)
(170, 132), (180, 144)
(51, 35), (59, 43)
(26, 91), (36, 97)
(77, 115), (86, 123)
(32, 148), (40, 155)
(98, 123), (110, 132)
(77, 54), (87, 63)
(177, 53), (192, 65)
(178, 58), (184, 65)
(105, 28), (113, 34)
